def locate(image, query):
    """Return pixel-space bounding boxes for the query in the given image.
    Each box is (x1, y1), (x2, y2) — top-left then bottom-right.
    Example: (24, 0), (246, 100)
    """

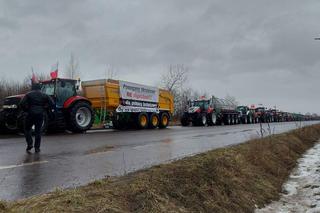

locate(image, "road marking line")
(0, 161), (49, 170)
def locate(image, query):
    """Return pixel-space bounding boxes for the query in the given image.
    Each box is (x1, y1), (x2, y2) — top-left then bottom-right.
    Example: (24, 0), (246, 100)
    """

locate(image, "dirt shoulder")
(2, 124), (320, 213)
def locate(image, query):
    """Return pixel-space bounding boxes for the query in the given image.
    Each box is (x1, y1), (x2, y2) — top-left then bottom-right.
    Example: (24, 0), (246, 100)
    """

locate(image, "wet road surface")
(0, 121), (318, 201)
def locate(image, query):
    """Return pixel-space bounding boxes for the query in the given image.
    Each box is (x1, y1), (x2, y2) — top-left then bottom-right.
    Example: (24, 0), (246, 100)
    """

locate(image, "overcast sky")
(0, 0), (319, 114)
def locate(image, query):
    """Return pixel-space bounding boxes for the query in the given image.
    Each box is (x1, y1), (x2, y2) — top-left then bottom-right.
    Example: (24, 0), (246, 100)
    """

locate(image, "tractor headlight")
(3, 104), (18, 109)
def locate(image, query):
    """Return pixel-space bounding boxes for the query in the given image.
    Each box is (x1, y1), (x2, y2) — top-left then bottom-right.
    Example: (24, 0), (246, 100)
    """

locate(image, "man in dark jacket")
(20, 83), (55, 153)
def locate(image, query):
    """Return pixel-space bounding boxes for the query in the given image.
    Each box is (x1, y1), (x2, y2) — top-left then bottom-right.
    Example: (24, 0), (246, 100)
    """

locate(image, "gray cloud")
(0, 0), (319, 114)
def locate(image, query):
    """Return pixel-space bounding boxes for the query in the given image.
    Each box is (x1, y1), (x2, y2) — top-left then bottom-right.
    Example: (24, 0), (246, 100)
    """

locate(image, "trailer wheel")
(226, 115), (231, 125)
(137, 113), (149, 129)
(159, 112), (170, 129)
(235, 116), (239, 124)
(149, 113), (159, 129)
(68, 102), (94, 133)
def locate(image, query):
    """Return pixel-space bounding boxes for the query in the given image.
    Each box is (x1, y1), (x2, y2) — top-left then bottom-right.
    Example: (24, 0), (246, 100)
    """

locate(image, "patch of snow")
(256, 142), (320, 213)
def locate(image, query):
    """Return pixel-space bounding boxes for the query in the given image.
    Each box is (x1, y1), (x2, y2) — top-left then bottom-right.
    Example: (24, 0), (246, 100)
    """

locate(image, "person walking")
(20, 83), (55, 153)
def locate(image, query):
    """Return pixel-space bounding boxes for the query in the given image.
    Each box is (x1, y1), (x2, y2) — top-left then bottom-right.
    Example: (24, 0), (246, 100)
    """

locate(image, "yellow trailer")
(81, 79), (174, 129)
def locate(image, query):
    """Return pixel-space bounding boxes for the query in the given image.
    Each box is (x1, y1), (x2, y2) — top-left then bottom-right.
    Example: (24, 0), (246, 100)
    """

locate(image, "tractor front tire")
(68, 102), (94, 133)
(200, 113), (207, 126)
(0, 111), (8, 134)
(225, 115), (231, 125)
(208, 113), (217, 126)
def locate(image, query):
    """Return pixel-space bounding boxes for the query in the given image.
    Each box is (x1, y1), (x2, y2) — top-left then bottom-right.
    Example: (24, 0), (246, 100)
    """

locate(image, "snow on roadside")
(256, 141), (320, 213)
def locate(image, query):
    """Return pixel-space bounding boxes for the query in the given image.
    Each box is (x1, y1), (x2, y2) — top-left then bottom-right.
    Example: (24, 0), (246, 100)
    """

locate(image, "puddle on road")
(256, 142), (320, 213)
(85, 145), (115, 155)
(161, 138), (172, 144)
(193, 129), (255, 138)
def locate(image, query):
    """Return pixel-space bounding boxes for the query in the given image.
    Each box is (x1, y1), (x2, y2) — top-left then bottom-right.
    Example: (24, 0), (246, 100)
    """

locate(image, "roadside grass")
(3, 124), (320, 213)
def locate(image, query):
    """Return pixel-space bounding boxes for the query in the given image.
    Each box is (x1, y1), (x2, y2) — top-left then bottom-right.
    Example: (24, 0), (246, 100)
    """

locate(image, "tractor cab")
(190, 99), (210, 111)
(237, 106), (248, 115)
(40, 78), (78, 108)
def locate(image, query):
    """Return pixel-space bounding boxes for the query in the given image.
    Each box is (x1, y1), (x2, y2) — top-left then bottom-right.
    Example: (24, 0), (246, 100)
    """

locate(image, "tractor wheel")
(137, 112), (149, 129)
(149, 113), (159, 129)
(199, 113), (207, 126)
(0, 111), (8, 134)
(181, 114), (190, 127)
(208, 113), (217, 126)
(68, 102), (94, 133)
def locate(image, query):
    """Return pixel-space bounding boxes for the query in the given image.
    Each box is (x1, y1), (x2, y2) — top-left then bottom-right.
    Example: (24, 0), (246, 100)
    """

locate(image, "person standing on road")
(20, 83), (55, 153)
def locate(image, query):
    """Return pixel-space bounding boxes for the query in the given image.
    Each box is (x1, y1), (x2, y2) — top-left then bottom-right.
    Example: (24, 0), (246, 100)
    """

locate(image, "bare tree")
(105, 64), (118, 79)
(161, 64), (188, 92)
(161, 64), (189, 117)
(224, 94), (238, 107)
(65, 53), (80, 79)
(0, 78), (29, 107)
(0, 72), (51, 107)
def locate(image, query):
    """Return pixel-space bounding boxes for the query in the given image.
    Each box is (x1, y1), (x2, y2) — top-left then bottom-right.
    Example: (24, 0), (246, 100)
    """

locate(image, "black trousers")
(24, 113), (44, 149)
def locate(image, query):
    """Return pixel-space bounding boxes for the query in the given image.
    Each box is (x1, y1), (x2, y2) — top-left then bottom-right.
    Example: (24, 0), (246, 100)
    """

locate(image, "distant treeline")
(0, 78), (30, 107)
(0, 73), (50, 107)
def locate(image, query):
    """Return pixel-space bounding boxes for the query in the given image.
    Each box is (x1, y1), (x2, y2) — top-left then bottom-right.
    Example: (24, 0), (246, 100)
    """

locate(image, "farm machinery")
(181, 96), (239, 126)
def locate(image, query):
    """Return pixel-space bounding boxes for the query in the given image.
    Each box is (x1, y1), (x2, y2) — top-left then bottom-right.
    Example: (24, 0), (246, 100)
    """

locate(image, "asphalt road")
(0, 121), (318, 201)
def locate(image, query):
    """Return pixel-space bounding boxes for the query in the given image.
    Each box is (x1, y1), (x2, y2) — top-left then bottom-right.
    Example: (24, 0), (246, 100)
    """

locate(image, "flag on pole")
(31, 68), (39, 83)
(50, 63), (59, 79)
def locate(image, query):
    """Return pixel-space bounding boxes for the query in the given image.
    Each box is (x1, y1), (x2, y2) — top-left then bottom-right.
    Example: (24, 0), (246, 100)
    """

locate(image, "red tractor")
(0, 78), (94, 134)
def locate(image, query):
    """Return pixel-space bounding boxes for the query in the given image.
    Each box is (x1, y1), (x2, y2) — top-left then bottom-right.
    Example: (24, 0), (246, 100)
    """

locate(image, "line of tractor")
(181, 96), (313, 127)
(0, 78), (174, 134)
(0, 77), (317, 135)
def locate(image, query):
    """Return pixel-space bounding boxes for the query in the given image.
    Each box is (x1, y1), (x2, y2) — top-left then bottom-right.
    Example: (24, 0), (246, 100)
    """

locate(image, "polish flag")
(50, 63), (59, 79)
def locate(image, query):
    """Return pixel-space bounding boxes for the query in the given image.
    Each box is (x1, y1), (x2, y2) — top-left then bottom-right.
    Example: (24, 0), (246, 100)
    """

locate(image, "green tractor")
(236, 106), (255, 124)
